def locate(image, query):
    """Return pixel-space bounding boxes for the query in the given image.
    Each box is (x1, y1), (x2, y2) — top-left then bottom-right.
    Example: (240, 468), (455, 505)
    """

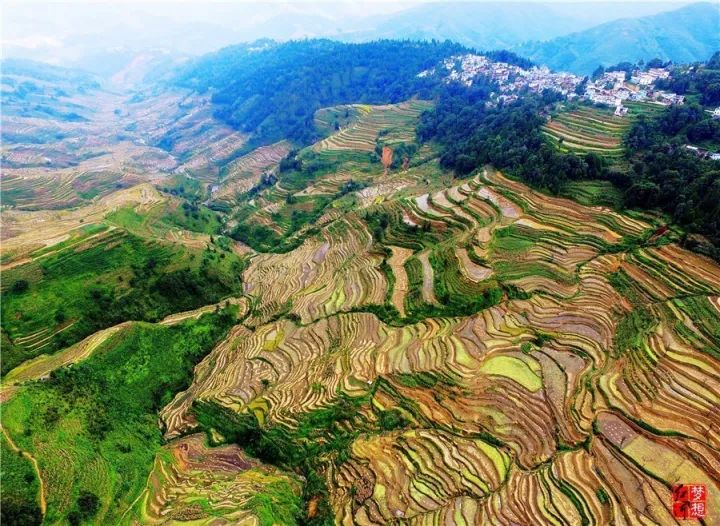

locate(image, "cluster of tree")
(51, 251), (242, 355)
(482, 49), (534, 69)
(245, 172), (277, 199)
(619, 53), (720, 256)
(418, 84), (602, 193)
(627, 104), (720, 148)
(624, 112), (720, 257)
(373, 141), (418, 169)
(192, 388), (410, 525)
(278, 149), (302, 172)
(0, 500), (42, 526)
(174, 39), (468, 145)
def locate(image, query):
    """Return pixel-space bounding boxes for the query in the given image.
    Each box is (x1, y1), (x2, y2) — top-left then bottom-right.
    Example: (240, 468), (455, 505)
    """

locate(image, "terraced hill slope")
(542, 102), (663, 160)
(313, 101), (432, 153)
(1, 67), (250, 210)
(2, 92), (719, 526)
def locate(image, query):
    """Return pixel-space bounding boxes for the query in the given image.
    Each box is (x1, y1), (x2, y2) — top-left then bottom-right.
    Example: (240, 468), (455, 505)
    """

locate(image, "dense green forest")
(174, 39), (468, 145)
(624, 105), (720, 257)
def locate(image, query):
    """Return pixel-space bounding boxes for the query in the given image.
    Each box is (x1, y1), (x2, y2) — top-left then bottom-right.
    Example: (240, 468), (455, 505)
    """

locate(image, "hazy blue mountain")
(3, 1), (698, 77)
(516, 2), (720, 74)
(344, 2), (695, 51)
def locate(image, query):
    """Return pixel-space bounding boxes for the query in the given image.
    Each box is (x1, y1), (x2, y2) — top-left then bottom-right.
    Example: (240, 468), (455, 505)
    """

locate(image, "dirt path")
(159, 297), (246, 325)
(1, 426), (46, 516)
(387, 246), (413, 317)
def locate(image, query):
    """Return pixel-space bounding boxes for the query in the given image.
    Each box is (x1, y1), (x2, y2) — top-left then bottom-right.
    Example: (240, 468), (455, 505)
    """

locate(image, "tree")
(707, 51), (720, 70)
(585, 153), (604, 179)
(11, 280), (29, 294)
(591, 65), (605, 80)
(646, 57), (664, 69)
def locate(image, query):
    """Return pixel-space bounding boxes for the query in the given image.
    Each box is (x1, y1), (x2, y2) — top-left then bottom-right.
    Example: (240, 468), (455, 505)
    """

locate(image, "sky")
(1, 2), (406, 61)
(1, 0), (698, 69)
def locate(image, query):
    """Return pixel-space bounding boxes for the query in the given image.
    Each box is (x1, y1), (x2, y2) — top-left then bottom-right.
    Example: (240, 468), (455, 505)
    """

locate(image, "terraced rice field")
(1, 184), (163, 266)
(314, 101), (432, 152)
(212, 140), (292, 204)
(542, 106), (631, 158)
(142, 162), (720, 524)
(387, 246), (413, 316)
(242, 218), (388, 324)
(3, 92), (720, 525)
(130, 433), (302, 524)
(1, 82), (254, 209)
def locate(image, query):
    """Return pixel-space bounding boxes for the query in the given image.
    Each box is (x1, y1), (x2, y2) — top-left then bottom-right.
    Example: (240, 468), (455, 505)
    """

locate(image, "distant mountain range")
(516, 2), (720, 74)
(4, 1), (717, 80)
(345, 2), (694, 52)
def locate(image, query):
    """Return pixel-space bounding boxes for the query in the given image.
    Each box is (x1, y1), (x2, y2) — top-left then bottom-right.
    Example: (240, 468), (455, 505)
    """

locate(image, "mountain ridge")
(516, 2), (720, 74)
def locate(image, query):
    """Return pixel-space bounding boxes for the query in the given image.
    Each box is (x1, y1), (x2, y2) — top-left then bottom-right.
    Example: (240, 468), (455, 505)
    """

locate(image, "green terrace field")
(313, 100), (432, 152)
(543, 102), (665, 160)
(560, 179), (625, 208)
(1, 194), (246, 375)
(313, 105), (365, 136)
(1, 309), (238, 525)
(542, 105), (630, 158)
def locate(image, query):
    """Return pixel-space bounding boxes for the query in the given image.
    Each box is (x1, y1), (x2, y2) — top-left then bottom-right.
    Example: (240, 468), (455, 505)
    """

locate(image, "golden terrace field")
(155, 167), (720, 525)
(314, 101), (432, 153)
(2, 97), (719, 526)
(1, 81), (249, 210)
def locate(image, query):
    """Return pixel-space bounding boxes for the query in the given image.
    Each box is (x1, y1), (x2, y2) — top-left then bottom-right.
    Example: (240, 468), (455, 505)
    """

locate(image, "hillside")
(4, 95), (720, 522)
(346, 2), (591, 50)
(173, 39), (467, 145)
(517, 2), (720, 74)
(2, 37), (720, 526)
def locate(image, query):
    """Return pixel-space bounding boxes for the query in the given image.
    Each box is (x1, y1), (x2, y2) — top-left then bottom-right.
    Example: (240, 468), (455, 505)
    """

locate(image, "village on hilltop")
(585, 67), (684, 115)
(420, 54), (686, 116)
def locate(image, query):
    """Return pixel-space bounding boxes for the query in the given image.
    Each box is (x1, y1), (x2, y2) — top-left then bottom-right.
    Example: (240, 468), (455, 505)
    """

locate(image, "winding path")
(1, 425), (46, 516)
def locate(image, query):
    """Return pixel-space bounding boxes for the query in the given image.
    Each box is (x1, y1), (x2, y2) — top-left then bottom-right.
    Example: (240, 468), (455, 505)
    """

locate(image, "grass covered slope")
(1, 433), (43, 525)
(1, 308), (238, 525)
(1, 187), (246, 375)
